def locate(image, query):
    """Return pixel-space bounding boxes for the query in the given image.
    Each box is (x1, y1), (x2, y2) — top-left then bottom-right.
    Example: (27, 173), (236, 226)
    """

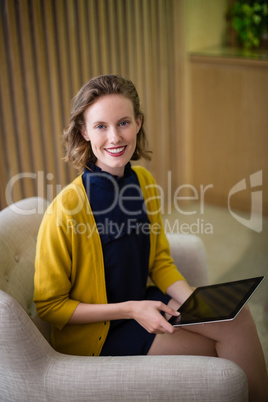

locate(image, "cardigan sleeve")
(133, 166), (185, 293)
(33, 200), (80, 330)
(149, 210), (185, 293)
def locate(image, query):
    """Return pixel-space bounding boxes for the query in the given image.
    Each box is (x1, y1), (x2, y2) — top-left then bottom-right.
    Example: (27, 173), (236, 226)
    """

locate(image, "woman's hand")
(68, 299), (178, 330)
(129, 300), (179, 334)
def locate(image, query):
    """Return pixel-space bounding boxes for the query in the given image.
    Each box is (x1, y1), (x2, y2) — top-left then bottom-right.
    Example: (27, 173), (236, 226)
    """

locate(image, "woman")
(34, 74), (267, 400)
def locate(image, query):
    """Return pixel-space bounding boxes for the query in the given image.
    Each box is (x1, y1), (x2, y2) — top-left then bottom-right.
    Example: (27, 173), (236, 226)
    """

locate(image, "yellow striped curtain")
(0, 0), (184, 209)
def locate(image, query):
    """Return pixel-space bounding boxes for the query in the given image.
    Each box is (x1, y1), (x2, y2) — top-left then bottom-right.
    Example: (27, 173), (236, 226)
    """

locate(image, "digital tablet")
(168, 276), (264, 327)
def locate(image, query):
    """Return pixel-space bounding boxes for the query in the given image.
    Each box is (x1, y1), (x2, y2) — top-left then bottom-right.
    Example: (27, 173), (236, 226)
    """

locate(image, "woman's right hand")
(129, 300), (179, 334)
(68, 299), (179, 333)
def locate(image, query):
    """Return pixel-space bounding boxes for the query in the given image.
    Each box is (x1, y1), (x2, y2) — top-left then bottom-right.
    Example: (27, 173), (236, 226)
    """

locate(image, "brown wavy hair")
(63, 74), (152, 171)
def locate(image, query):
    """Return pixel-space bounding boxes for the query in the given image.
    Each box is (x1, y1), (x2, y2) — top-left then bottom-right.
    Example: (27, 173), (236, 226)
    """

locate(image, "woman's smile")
(105, 145), (127, 156)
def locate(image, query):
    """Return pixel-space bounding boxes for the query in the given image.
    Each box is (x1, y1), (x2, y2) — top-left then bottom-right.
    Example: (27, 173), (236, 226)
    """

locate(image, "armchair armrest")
(0, 290), (248, 401)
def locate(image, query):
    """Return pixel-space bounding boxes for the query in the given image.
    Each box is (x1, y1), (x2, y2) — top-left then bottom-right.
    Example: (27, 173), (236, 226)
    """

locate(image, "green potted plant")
(226, 0), (268, 49)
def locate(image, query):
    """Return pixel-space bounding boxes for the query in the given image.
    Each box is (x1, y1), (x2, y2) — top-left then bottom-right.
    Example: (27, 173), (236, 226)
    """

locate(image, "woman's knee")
(236, 304), (257, 332)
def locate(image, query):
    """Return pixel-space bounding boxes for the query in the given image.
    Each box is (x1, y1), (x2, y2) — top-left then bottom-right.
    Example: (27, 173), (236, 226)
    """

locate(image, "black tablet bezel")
(168, 276), (264, 327)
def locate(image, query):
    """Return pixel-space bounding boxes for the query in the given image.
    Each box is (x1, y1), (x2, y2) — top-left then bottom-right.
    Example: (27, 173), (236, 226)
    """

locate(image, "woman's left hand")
(128, 300), (179, 334)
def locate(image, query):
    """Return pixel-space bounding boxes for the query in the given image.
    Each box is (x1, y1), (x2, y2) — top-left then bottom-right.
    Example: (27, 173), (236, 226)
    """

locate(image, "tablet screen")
(169, 276), (264, 326)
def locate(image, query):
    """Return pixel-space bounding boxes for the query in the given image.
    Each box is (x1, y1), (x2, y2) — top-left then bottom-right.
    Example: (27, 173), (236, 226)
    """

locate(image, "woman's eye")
(96, 124), (105, 130)
(120, 121), (129, 127)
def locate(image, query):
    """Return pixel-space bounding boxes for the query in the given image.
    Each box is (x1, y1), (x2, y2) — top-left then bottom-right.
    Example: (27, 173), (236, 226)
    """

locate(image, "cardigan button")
(99, 336), (102, 341)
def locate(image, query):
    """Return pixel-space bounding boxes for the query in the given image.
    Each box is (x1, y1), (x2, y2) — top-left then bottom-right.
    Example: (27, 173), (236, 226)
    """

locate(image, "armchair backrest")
(0, 197), (48, 318)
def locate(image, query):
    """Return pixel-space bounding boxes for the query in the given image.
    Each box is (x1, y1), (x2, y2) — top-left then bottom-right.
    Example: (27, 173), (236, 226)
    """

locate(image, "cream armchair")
(0, 197), (248, 401)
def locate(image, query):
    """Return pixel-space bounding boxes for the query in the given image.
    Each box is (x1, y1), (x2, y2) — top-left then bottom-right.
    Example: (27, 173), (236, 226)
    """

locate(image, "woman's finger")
(159, 302), (179, 317)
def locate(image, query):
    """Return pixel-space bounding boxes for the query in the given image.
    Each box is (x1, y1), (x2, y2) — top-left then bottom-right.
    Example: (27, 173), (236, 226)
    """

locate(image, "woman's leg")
(148, 300), (268, 401)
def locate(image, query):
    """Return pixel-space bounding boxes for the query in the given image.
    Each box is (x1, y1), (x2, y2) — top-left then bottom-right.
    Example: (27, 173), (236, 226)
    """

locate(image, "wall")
(183, 0), (268, 215)
(0, 0), (184, 209)
(184, 0), (228, 52)
(191, 54), (268, 215)
(181, 0), (228, 184)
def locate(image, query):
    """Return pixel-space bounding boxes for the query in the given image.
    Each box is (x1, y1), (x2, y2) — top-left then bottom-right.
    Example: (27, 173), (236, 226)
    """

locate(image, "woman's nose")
(108, 127), (122, 143)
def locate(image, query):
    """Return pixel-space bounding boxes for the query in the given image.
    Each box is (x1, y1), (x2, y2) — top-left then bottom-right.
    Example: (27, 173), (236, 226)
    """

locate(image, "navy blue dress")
(82, 163), (171, 356)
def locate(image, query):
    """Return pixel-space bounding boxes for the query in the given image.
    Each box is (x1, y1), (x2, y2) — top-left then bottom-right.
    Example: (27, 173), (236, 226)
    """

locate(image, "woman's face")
(82, 94), (142, 177)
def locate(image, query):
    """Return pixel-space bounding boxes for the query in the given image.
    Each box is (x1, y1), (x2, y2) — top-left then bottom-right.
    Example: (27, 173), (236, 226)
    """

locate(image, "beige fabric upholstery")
(166, 232), (209, 287)
(0, 197), (248, 401)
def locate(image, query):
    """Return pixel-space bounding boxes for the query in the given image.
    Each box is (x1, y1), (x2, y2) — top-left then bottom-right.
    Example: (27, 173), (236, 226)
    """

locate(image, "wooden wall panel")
(0, 0), (184, 209)
(190, 55), (268, 214)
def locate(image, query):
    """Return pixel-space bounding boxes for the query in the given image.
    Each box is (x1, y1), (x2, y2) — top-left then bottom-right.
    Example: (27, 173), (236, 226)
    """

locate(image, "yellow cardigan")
(34, 166), (184, 356)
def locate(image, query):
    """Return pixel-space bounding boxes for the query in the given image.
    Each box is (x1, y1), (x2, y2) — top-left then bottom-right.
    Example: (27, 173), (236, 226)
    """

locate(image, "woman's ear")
(136, 116), (142, 134)
(81, 128), (90, 142)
